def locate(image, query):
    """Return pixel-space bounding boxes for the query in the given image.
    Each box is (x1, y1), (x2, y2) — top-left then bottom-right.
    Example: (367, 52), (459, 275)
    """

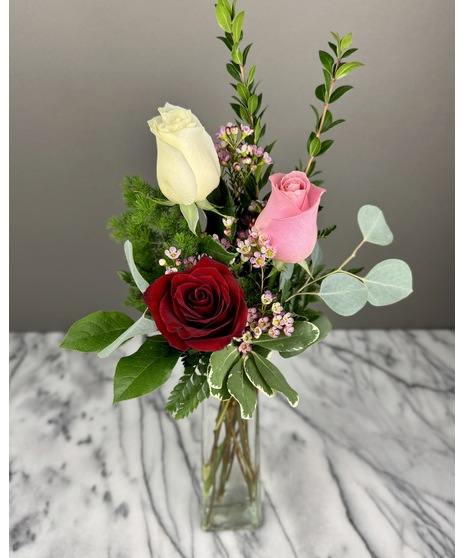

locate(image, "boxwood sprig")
(304, 32), (363, 183)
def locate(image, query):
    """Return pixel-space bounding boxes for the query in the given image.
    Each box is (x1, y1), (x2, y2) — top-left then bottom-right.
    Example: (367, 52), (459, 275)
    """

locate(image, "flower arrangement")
(60, 0), (412, 531)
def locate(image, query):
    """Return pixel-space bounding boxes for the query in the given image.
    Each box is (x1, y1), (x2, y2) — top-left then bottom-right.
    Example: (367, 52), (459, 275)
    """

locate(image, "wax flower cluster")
(215, 123), (272, 173)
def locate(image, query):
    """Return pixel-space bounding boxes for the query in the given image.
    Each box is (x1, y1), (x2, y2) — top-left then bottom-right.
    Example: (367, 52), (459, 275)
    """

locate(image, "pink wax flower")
(254, 171), (325, 263)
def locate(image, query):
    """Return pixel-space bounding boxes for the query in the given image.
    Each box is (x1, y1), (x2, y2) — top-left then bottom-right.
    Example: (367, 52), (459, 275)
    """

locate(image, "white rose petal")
(148, 103), (221, 204)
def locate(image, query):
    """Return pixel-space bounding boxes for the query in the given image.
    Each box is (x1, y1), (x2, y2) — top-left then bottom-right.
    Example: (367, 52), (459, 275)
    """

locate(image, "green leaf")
(226, 62), (242, 81)
(113, 337), (180, 403)
(279, 263), (294, 289)
(248, 94), (259, 114)
(342, 47), (358, 59)
(216, 3), (232, 32)
(98, 316), (156, 359)
(330, 85), (353, 103)
(237, 82), (249, 101)
(166, 368), (210, 420)
(252, 321), (320, 354)
(341, 32), (353, 51)
(315, 84), (326, 103)
(199, 235), (236, 265)
(297, 259), (312, 276)
(242, 43), (253, 65)
(217, 0), (232, 15)
(311, 313), (332, 343)
(328, 42), (338, 56)
(319, 50), (334, 73)
(310, 241), (323, 271)
(124, 240), (149, 293)
(247, 65), (256, 86)
(318, 139), (334, 156)
(320, 110), (332, 132)
(231, 11), (244, 43)
(180, 203), (199, 235)
(323, 68), (332, 94)
(239, 105), (249, 122)
(357, 205), (393, 246)
(309, 136), (321, 157)
(318, 224), (337, 239)
(231, 44), (243, 65)
(208, 345), (239, 389)
(250, 352), (299, 407)
(60, 311), (134, 352)
(319, 273), (368, 316)
(364, 259), (413, 306)
(326, 118), (345, 130)
(244, 355), (275, 397)
(310, 104), (320, 128)
(227, 359), (257, 419)
(335, 62), (364, 80)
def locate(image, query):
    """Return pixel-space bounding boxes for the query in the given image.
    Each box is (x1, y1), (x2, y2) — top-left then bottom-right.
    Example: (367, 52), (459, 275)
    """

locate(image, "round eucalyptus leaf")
(357, 205), (393, 246)
(319, 273), (368, 316)
(364, 259), (413, 306)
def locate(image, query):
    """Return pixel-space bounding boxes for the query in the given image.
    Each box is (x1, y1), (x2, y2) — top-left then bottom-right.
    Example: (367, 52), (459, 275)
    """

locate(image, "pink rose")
(254, 171), (325, 263)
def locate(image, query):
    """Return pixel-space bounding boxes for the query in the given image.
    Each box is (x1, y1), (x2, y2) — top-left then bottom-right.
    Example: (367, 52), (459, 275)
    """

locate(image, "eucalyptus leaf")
(319, 273), (368, 316)
(250, 352), (299, 407)
(252, 321), (320, 354)
(208, 345), (239, 389)
(60, 311), (134, 353)
(98, 316), (156, 359)
(364, 259), (413, 306)
(180, 203), (200, 235)
(124, 240), (149, 293)
(227, 358), (257, 419)
(113, 337), (180, 403)
(357, 205), (393, 245)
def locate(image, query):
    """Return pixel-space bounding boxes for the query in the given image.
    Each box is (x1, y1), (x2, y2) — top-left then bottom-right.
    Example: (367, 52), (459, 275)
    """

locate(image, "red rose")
(142, 256), (248, 352)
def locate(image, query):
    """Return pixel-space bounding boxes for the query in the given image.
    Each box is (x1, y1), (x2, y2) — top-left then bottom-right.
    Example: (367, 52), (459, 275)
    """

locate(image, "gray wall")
(10, 0), (454, 332)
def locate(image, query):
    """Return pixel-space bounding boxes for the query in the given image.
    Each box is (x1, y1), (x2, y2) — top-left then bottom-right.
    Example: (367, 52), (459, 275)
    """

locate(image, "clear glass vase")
(200, 395), (262, 531)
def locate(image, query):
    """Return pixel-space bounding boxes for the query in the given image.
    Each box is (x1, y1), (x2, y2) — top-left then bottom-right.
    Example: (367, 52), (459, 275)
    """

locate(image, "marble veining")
(9, 330), (454, 557)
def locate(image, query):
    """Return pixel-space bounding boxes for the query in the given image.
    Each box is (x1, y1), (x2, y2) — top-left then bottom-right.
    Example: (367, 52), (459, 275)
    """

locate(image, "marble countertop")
(10, 330), (454, 558)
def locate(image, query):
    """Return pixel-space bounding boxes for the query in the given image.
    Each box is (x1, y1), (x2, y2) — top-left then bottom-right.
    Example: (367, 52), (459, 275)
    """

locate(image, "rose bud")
(254, 171), (325, 263)
(147, 103), (221, 205)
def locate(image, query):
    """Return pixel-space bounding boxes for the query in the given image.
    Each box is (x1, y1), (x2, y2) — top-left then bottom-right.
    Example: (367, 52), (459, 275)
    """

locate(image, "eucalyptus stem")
(285, 238), (366, 303)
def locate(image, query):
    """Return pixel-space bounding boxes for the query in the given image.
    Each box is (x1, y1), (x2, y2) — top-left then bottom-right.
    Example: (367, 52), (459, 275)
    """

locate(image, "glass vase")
(200, 395), (262, 531)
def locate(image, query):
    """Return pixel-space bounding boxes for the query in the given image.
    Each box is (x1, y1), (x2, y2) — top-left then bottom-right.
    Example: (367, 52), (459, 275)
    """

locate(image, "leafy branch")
(215, 0), (274, 194)
(304, 32), (363, 182)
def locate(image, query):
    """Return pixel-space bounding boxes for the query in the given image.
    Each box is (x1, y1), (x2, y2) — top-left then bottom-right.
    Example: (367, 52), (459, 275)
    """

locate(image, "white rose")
(148, 103), (221, 205)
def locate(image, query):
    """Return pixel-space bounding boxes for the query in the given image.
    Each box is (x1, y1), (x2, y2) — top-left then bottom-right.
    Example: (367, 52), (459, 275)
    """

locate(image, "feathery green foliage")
(108, 176), (200, 310)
